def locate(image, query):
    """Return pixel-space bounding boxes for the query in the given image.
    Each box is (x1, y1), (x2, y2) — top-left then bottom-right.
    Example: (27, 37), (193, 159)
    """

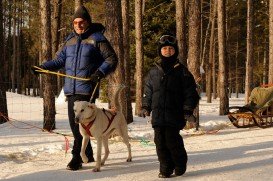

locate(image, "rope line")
(33, 66), (128, 88)
(0, 112), (71, 153)
(33, 66), (128, 89)
(33, 66), (92, 81)
(0, 112), (156, 148)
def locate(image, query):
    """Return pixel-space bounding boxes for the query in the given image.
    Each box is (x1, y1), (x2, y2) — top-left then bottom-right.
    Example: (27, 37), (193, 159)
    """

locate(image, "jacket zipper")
(74, 36), (82, 94)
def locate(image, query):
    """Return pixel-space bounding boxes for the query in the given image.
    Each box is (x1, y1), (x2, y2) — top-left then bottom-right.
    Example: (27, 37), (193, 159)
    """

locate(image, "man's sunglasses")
(159, 35), (177, 45)
(73, 20), (87, 25)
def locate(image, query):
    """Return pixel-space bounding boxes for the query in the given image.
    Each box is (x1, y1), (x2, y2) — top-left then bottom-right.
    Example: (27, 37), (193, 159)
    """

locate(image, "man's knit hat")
(73, 6), (92, 24)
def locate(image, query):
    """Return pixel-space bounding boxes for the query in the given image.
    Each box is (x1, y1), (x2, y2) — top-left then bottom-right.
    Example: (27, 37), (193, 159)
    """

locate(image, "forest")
(0, 0), (272, 130)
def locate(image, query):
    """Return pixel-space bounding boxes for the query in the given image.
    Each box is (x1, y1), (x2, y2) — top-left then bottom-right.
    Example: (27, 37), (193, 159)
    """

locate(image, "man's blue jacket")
(41, 24), (118, 96)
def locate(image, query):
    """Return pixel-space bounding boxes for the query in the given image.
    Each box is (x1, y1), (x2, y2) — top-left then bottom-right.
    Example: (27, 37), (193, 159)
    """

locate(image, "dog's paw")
(92, 167), (100, 172)
(80, 154), (88, 164)
(126, 158), (132, 162)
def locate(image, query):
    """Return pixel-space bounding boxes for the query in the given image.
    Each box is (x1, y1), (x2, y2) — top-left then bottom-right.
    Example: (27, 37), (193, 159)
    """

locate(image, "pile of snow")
(56, 89), (66, 105)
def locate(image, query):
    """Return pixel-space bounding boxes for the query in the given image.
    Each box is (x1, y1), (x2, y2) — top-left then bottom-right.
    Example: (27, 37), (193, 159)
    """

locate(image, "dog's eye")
(81, 109), (84, 112)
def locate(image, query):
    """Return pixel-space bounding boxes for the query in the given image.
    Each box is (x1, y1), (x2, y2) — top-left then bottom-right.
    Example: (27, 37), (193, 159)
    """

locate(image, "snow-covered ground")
(1, 92), (273, 181)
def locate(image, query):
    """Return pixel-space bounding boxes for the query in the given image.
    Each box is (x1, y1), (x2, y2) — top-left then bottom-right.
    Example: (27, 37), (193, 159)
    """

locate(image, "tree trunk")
(245, 0), (254, 103)
(40, 0), (56, 131)
(235, 40), (239, 98)
(0, 0), (8, 124)
(16, 4), (21, 94)
(263, 47), (268, 85)
(12, 0), (16, 93)
(175, 0), (187, 65)
(188, 0), (201, 130)
(122, 0), (133, 124)
(212, 35), (217, 99)
(269, 0), (273, 83)
(188, 0), (201, 80)
(104, 0), (127, 118)
(52, 0), (62, 95)
(207, 0), (217, 103)
(134, 0), (144, 116)
(217, 0), (229, 115)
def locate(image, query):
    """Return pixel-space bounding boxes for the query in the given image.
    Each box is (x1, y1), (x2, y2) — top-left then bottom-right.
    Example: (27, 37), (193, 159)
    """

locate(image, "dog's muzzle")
(75, 117), (80, 124)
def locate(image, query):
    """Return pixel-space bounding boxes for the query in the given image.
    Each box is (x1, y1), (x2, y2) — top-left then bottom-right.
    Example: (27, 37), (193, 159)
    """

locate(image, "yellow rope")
(33, 66), (92, 81)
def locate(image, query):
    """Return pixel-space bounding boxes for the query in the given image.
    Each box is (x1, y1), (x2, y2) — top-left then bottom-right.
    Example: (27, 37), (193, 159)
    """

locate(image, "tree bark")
(188, 0), (201, 129)
(134, 0), (144, 116)
(188, 0), (201, 80)
(104, 0), (127, 118)
(245, 0), (254, 103)
(175, 0), (187, 65)
(217, 0), (229, 115)
(269, 0), (273, 83)
(40, 0), (56, 131)
(16, 2), (21, 94)
(0, 0), (8, 124)
(12, 0), (16, 93)
(52, 0), (63, 95)
(122, 0), (133, 124)
(207, 0), (217, 103)
(263, 47), (268, 85)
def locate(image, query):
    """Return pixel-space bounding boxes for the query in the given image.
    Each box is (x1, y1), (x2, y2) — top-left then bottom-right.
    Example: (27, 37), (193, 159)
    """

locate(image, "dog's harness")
(80, 108), (116, 137)
(102, 109), (116, 133)
(81, 117), (96, 137)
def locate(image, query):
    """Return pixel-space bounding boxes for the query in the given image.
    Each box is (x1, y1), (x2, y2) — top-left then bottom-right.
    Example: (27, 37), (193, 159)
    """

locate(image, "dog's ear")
(88, 103), (95, 109)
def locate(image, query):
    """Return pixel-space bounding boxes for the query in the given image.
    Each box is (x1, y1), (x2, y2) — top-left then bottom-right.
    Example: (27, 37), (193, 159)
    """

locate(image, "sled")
(228, 86), (273, 128)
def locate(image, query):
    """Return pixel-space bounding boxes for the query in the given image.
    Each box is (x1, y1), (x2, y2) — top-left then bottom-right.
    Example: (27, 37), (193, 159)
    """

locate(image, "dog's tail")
(112, 85), (126, 112)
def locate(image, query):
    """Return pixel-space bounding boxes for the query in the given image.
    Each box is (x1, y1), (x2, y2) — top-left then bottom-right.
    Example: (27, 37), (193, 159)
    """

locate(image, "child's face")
(161, 46), (175, 57)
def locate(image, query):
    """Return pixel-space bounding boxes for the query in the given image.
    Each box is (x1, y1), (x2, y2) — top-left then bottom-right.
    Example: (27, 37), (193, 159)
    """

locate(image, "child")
(140, 34), (199, 178)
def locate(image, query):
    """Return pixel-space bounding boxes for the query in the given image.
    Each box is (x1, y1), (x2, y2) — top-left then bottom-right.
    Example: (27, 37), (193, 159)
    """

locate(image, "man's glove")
(89, 70), (104, 83)
(31, 65), (44, 75)
(140, 108), (150, 118)
(184, 110), (196, 123)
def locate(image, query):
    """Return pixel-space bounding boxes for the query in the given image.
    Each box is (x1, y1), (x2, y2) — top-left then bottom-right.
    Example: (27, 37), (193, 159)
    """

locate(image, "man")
(140, 34), (199, 178)
(32, 6), (118, 170)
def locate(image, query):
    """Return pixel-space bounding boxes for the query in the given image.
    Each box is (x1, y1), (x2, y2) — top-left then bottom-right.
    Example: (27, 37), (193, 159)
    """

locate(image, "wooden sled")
(228, 106), (273, 128)
(228, 87), (273, 128)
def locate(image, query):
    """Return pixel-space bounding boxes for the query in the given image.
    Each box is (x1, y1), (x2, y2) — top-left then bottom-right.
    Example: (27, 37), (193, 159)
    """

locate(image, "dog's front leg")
(101, 136), (110, 165)
(80, 135), (89, 164)
(93, 136), (102, 172)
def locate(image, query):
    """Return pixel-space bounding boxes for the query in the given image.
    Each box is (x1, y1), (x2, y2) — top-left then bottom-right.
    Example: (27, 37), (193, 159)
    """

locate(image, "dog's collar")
(85, 113), (96, 122)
